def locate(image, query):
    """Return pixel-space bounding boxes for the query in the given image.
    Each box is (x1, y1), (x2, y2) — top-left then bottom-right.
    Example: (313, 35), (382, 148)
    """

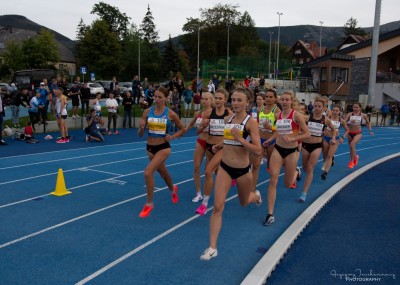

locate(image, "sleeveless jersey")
(147, 106), (171, 138)
(259, 105), (277, 133)
(307, 114), (326, 137)
(223, 114), (251, 146)
(209, 107), (229, 136)
(348, 113), (362, 126)
(195, 113), (209, 133)
(276, 109), (299, 135)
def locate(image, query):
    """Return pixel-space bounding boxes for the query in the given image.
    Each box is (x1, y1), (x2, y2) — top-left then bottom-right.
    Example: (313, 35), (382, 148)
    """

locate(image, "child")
(24, 121), (34, 140)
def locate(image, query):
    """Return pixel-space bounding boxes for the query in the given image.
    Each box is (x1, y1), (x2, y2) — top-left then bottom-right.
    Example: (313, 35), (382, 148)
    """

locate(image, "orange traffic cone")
(50, 168), (71, 196)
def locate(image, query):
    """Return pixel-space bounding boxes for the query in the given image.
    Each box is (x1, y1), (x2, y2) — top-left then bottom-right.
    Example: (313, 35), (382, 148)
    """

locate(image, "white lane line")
(0, 148), (194, 186)
(0, 159), (194, 209)
(0, 177), (195, 250)
(80, 168), (123, 176)
(241, 152), (400, 285)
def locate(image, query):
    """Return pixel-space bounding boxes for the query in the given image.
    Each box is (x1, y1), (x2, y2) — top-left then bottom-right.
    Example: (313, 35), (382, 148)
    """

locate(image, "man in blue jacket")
(37, 82), (49, 123)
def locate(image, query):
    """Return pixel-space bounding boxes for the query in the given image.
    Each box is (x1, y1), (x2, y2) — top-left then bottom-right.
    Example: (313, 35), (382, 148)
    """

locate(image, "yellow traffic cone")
(50, 168), (71, 196)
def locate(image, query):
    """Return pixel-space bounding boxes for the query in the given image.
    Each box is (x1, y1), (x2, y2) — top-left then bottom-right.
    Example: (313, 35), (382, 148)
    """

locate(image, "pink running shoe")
(56, 138), (66, 143)
(195, 203), (207, 215)
(139, 204), (154, 218)
(171, 185), (179, 203)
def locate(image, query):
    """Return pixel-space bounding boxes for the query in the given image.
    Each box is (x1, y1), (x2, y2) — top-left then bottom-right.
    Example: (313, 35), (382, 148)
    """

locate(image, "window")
(295, 49), (302, 55)
(331, 67), (348, 82)
(299, 58), (304, 64)
(321, 67), (327, 82)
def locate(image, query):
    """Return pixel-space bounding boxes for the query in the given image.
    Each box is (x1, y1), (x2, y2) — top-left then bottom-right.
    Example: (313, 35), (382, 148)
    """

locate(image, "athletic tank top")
(259, 105), (277, 133)
(195, 113), (209, 133)
(94, 100), (101, 112)
(209, 107), (229, 136)
(327, 117), (341, 131)
(223, 114), (251, 146)
(348, 113), (362, 126)
(308, 114), (326, 137)
(147, 106), (171, 138)
(56, 96), (67, 115)
(276, 109), (299, 135)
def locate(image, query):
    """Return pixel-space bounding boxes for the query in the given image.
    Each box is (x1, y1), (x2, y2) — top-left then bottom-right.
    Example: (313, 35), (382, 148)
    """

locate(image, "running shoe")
(56, 138), (66, 143)
(331, 156), (335, 166)
(296, 166), (302, 181)
(255, 190), (262, 206)
(114, 131), (120, 135)
(290, 182), (296, 189)
(200, 247), (218, 261)
(195, 203), (207, 215)
(353, 155), (359, 166)
(108, 131), (113, 135)
(171, 185), (179, 203)
(192, 193), (203, 202)
(348, 161), (355, 169)
(139, 204), (154, 218)
(64, 138), (70, 143)
(299, 192), (307, 203)
(321, 164), (325, 171)
(321, 171), (328, 181)
(231, 179), (236, 187)
(263, 214), (275, 226)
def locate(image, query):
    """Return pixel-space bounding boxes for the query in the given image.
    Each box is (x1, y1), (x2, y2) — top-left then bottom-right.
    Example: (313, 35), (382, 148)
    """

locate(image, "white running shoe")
(192, 193), (203, 202)
(200, 247), (218, 260)
(255, 190), (262, 206)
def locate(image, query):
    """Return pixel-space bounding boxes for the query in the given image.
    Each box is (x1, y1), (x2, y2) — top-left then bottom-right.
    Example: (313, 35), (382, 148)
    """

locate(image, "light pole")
(268, 31), (274, 78)
(197, 23), (201, 86)
(227, 23), (230, 78)
(319, 21), (323, 57)
(276, 12), (283, 80)
(138, 33), (141, 80)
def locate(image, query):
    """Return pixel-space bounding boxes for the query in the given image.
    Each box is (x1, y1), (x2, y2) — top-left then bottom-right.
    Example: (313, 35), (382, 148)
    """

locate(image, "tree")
(78, 20), (122, 78)
(91, 1), (130, 40)
(1, 40), (24, 72)
(161, 35), (180, 78)
(140, 4), (159, 44)
(20, 29), (60, 69)
(342, 17), (366, 37)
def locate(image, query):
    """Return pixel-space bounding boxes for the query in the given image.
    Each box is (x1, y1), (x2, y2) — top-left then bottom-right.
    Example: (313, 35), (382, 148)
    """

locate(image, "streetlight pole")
(268, 31), (273, 78)
(276, 12), (283, 81)
(319, 21), (323, 57)
(197, 24), (200, 86)
(227, 23), (230, 78)
(138, 34), (141, 80)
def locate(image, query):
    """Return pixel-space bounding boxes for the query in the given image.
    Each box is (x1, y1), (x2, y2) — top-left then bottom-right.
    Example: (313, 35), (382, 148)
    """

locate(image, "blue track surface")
(0, 126), (399, 284)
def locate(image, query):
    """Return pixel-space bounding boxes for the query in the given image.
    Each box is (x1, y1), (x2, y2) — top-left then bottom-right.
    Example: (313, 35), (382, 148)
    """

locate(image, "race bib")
(209, 119), (225, 136)
(276, 119), (293, 135)
(148, 118), (167, 135)
(224, 124), (244, 146)
(308, 121), (324, 136)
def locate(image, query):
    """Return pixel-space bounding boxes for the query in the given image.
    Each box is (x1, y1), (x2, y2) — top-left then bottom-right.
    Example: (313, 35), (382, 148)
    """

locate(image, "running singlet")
(56, 96), (67, 116)
(209, 108), (229, 136)
(195, 113), (209, 133)
(276, 109), (299, 135)
(223, 114), (250, 146)
(308, 114), (326, 137)
(327, 118), (341, 131)
(348, 113), (362, 126)
(259, 106), (277, 133)
(147, 106), (171, 138)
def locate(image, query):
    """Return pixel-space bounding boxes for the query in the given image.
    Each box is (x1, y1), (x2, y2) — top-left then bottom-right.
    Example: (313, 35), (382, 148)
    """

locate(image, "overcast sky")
(2, 0), (398, 41)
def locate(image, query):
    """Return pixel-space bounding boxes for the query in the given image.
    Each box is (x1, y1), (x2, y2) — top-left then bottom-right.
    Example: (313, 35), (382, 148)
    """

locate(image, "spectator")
(0, 91), (6, 145)
(182, 86), (194, 117)
(193, 91), (201, 111)
(91, 93), (102, 117)
(36, 82), (49, 123)
(42, 79), (51, 119)
(196, 77), (203, 95)
(80, 82), (91, 116)
(307, 101), (314, 114)
(69, 82), (81, 118)
(105, 92), (119, 135)
(207, 80), (215, 94)
(259, 75), (265, 89)
(24, 121), (34, 140)
(122, 90), (134, 128)
(380, 103), (389, 125)
(10, 87), (28, 128)
(109, 76), (118, 92)
(244, 75), (250, 87)
(171, 87), (181, 120)
(132, 75), (141, 105)
(365, 104), (373, 122)
(389, 105), (397, 126)
(145, 84), (155, 108)
(28, 91), (42, 133)
(212, 74), (219, 90)
(49, 78), (59, 116)
(86, 108), (105, 142)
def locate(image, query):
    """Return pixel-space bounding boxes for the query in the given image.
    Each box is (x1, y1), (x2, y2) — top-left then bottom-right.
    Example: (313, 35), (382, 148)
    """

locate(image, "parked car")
(119, 82), (133, 96)
(87, 82), (105, 97)
(96, 80), (112, 97)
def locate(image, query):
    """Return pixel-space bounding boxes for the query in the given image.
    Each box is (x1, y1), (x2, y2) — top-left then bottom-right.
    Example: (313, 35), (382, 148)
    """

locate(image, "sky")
(1, 0), (399, 41)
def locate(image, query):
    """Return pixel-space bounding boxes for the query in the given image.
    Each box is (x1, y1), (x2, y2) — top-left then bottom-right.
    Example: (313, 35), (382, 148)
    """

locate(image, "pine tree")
(161, 35), (180, 78)
(140, 4), (159, 44)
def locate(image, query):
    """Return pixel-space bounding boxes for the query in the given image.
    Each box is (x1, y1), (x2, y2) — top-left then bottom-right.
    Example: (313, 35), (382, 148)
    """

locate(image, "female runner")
(262, 90), (310, 225)
(298, 96), (336, 202)
(321, 104), (349, 180)
(344, 102), (374, 169)
(137, 86), (185, 218)
(55, 89), (69, 143)
(195, 89), (232, 215)
(185, 92), (214, 202)
(200, 87), (262, 260)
